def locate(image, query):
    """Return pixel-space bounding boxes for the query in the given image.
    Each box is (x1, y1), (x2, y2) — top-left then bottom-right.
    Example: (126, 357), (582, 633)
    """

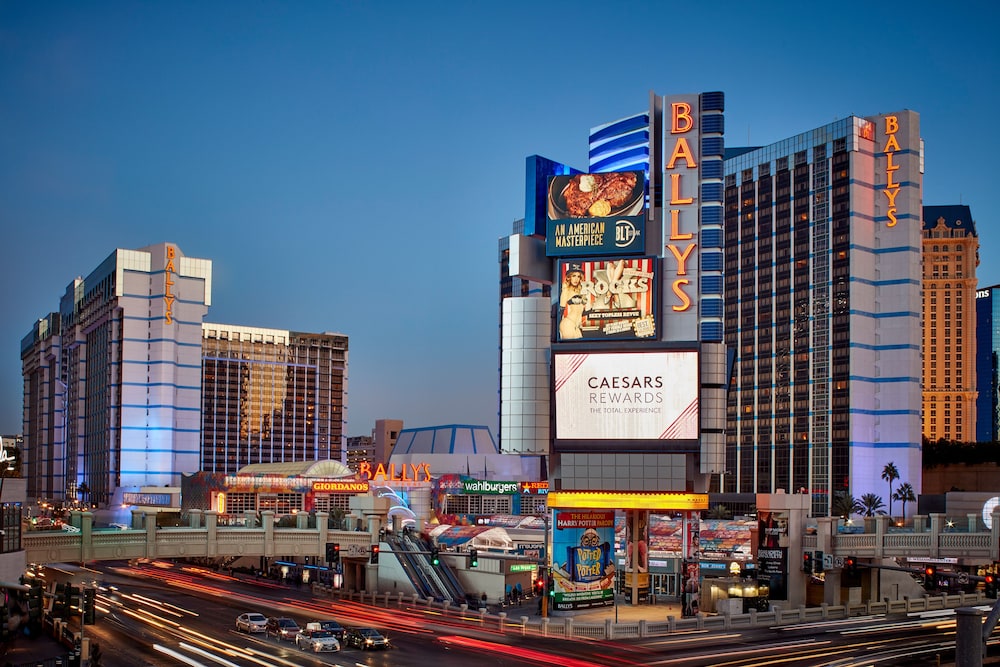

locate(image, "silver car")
(235, 612), (267, 633)
(295, 628), (340, 652)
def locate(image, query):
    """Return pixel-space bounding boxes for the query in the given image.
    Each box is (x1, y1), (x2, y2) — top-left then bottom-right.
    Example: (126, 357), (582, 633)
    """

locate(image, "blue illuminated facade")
(976, 286), (1000, 443)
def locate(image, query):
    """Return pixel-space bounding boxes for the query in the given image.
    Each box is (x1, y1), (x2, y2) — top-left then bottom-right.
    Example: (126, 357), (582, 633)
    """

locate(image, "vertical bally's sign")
(164, 245), (176, 324)
(662, 96), (700, 342)
(882, 115), (901, 228)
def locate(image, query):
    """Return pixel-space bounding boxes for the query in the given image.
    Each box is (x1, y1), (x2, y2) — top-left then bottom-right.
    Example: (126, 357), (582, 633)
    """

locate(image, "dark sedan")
(344, 627), (389, 650)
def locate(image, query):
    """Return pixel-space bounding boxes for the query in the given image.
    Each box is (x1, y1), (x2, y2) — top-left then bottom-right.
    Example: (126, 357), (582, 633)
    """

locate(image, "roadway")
(6, 560), (1000, 667)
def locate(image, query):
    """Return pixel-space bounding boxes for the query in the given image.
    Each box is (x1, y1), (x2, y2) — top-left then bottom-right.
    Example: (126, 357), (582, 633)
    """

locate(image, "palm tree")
(832, 491), (862, 520)
(881, 462), (900, 516)
(859, 493), (887, 517)
(892, 482), (917, 520)
(707, 504), (732, 520)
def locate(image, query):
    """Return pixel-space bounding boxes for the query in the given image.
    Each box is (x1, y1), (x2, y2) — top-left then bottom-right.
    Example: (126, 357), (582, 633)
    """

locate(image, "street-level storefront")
(546, 491), (708, 614)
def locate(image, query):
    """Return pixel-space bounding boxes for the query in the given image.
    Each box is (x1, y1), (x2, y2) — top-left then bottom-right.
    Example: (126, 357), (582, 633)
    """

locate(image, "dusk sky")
(2, 2), (998, 439)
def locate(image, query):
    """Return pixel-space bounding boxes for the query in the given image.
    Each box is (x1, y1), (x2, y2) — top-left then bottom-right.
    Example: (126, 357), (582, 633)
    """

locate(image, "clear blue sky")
(2, 1), (998, 439)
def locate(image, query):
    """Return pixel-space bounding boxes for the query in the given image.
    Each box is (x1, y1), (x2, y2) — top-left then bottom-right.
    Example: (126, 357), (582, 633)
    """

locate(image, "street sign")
(823, 554), (834, 570)
(834, 556), (845, 568)
(958, 572), (970, 584)
(345, 544), (370, 558)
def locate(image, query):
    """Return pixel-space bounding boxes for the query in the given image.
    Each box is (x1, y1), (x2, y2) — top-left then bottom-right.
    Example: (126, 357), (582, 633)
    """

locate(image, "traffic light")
(67, 585), (81, 615)
(844, 556), (857, 576)
(0, 599), (9, 642)
(27, 582), (43, 623)
(803, 552), (813, 574)
(547, 575), (555, 597)
(326, 542), (340, 564)
(814, 550), (824, 573)
(431, 547), (440, 567)
(469, 549), (479, 568)
(370, 544), (380, 564)
(83, 587), (96, 625)
(985, 574), (997, 598)
(534, 578), (544, 596)
(923, 565), (937, 590)
(53, 582), (67, 617)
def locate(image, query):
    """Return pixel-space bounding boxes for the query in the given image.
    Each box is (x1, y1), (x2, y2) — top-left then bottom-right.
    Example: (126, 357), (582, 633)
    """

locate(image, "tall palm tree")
(881, 462), (900, 516)
(892, 482), (917, 520)
(859, 493), (887, 517)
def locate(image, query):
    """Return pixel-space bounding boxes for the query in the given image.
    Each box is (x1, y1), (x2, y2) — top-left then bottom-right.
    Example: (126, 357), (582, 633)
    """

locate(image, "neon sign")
(359, 461), (431, 483)
(664, 102), (697, 312)
(883, 115), (901, 228)
(312, 480), (369, 493)
(164, 245), (177, 324)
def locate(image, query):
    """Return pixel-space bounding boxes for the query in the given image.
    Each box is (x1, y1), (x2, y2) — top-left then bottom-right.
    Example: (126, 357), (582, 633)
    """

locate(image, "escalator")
(385, 533), (466, 604)
(383, 534), (436, 599)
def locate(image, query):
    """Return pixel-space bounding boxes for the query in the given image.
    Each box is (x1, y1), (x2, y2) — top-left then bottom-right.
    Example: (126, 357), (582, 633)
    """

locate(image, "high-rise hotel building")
(723, 113), (924, 514)
(20, 243), (348, 506)
(501, 103), (924, 517)
(921, 205), (978, 443)
(201, 324), (347, 475)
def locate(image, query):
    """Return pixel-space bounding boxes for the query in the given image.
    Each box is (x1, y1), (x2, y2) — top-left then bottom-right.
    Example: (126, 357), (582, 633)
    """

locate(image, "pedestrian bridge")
(804, 512), (1000, 564)
(22, 510), (375, 566)
(23, 510), (1000, 568)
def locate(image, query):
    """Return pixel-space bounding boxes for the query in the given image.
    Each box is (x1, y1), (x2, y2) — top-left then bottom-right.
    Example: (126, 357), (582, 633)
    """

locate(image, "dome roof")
(393, 424), (497, 456)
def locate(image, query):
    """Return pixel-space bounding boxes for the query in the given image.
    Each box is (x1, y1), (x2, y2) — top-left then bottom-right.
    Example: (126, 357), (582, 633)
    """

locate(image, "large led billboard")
(556, 257), (657, 341)
(554, 350), (698, 441)
(546, 171), (646, 256)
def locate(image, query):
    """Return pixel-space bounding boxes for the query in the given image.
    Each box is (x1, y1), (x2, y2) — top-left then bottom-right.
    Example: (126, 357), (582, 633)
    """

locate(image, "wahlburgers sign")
(463, 480), (519, 495)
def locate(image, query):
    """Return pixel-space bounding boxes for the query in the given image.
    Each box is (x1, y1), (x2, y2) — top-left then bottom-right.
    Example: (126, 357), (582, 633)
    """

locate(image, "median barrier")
(325, 587), (986, 643)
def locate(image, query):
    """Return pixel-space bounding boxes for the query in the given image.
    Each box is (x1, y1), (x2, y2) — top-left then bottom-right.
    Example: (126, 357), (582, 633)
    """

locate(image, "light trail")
(154, 644), (210, 666)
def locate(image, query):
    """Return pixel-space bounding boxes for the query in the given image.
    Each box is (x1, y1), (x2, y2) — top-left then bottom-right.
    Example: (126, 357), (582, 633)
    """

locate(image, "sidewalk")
(491, 596), (685, 625)
(1, 631), (75, 667)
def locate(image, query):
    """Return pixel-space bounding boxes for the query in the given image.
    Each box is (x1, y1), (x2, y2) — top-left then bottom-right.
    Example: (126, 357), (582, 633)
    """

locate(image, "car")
(295, 628), (340, 652)
(236, 612), (268, 633)
(344, 627), (389, 650)
(265, 616), (300, 641)
(305, 620), (346, 642)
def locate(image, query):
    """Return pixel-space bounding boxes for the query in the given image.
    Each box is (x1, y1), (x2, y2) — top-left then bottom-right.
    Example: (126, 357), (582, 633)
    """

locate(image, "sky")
(1, 1), (998, 440)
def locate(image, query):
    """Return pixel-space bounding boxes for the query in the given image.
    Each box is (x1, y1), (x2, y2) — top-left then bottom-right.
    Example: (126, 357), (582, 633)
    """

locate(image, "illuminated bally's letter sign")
(359, 461), (431, 483)
(164, 245), (176, 324)
(665, 102), (697, 313)
(883, 115), (901, 228)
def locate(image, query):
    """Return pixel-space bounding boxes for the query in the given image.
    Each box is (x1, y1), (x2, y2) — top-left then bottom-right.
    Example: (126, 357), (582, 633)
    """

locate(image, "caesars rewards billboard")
(556, 257), (657, 341)
(554, 350), (698, 441)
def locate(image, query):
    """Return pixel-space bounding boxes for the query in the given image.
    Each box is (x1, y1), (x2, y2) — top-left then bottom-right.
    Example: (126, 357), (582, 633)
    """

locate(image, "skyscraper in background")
(921, 205), (979, 444)
(976, 285), (998, 444)
(21, 243), (348, 505)
(201, 324), (347, 475)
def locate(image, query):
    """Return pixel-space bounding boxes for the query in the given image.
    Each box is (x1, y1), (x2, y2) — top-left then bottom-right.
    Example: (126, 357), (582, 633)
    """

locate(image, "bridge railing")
(23, 510), (374, 565)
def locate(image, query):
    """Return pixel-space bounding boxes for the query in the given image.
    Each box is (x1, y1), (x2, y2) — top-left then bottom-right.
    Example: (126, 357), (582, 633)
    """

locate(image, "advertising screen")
(551, 510), (616, 610)
(556, 257), (656, 341)
(554, 350), (698, 440)
(546, 171), (646, 256)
